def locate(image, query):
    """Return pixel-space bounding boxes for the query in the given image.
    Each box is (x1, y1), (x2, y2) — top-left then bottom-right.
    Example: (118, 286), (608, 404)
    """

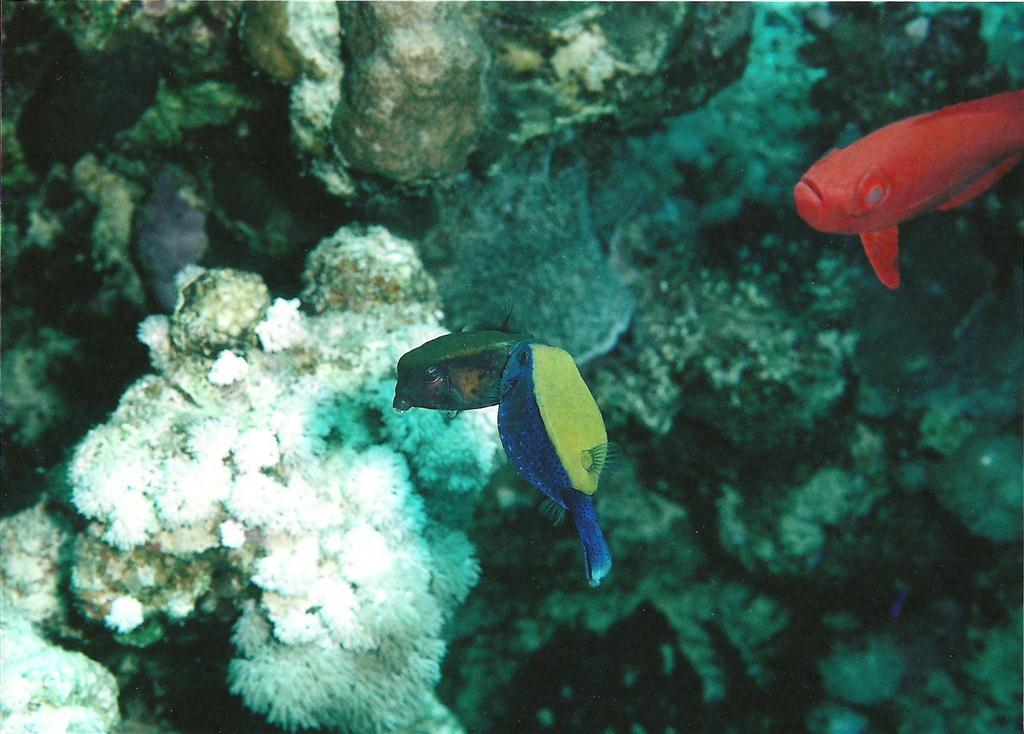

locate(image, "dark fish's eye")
(518, 350), (529, 366)
(424, 366), (442, 385)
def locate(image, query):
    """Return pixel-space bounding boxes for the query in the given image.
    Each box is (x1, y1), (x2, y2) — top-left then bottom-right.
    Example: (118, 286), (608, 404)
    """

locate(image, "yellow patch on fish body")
(530, 344), (607, 495)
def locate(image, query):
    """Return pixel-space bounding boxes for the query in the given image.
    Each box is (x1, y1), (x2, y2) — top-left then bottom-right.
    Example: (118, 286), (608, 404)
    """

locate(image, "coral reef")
(0, 329), (79, 450)
(253, 2), (354, 197)
(122, 79), (260, 150)
(442, 457), (793, 729)
(481, 3), (753, 154)
(66, 225), (500, 732)
(819, 634), (906, 706)
(0, 502), (69, 630)
(596, 242), (858, 445)
(333, 2), (489, 182)
(800, 4), (1011, 146)
(424, 143), (635, 363)
(932, 433), (1023, 543)
(0, 618), (120, 734)
(240, 2), (308, 85)
(71, 155), (148, 309)
(2, 2), (1021, 734)
(439, 7), (1022, 733)
(647, 5), (826, 219)
(301, 226), (440, 315)
(718, 464), (886, 577)
(167, 268), (270, 358)
(263, 1), (754, 194)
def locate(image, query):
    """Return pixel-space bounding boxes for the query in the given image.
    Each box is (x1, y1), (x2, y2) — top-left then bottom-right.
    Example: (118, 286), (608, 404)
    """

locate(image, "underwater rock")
(71, 155), (148, 309)
(481, 3), (753, 158)
(67, 225), (501, 732)
(0, 328), (78, 449)
(424, 143), (635, 363)
(932, 433), (1023, 543)
(273, 2), (354, 197)
(717, 465), (886, 577)
(168, 268), (270, 358)
(334, 2), (490, 182)
(302, 224), (441, 315)
(819, 634), (906, 706)
(240, 2), (307, 84)
(800, 4), (1011, 146)
(603, 257), (856, 444)
(278, 2), (753, 196)
(0, 617), (120, 734)
(0, 502), (68, 629)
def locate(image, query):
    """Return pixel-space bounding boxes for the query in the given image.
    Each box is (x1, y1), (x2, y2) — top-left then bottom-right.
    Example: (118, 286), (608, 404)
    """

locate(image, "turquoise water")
(2, 3), (1021, 733)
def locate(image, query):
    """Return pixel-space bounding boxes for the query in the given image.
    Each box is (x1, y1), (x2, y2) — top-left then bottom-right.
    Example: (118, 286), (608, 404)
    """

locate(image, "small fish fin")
(859, 227), (901, 289)
(582, 443), (621, 478)
(936, 152), (1022, 211)
(539, 498), (567, 526)
(472, 304), (516, 333)
(480, 381), (503, 405)
(443, 410), (461, 421)
(496, 303), (515, 333)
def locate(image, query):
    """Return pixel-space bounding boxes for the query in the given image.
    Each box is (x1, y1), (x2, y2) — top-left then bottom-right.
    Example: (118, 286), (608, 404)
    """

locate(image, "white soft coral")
(66, 224), (502, 733)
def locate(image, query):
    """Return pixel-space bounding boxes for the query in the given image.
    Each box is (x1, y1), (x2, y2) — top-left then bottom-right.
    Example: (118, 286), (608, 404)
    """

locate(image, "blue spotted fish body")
(498, 341), (612, 587)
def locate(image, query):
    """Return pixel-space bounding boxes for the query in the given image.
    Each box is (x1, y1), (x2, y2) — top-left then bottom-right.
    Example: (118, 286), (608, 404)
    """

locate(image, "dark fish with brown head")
(393, 330), (528, 412)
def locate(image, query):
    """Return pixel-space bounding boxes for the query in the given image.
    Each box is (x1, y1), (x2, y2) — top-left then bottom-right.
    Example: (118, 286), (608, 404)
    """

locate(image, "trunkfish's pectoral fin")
(860, 227), (901, 289)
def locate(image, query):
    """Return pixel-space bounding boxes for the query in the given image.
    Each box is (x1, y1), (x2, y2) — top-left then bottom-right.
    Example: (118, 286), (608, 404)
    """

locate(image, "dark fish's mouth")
(393, 394), (412, 412)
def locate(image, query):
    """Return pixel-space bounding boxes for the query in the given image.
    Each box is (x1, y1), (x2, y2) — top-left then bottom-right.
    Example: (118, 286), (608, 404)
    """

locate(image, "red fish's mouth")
(794, 178), (826, 228)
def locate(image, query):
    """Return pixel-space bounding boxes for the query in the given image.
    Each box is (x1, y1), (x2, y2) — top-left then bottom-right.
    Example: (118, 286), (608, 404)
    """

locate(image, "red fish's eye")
(857, 169), (889, 212)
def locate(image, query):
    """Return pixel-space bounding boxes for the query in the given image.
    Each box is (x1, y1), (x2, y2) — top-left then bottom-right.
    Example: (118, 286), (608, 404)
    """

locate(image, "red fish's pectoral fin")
(937, 152), (1023, 211)
(860, 227), (901, 289)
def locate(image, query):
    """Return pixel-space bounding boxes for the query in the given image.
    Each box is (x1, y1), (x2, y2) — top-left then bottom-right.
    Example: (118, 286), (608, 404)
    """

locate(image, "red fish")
(794, 90), (1024, 288)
